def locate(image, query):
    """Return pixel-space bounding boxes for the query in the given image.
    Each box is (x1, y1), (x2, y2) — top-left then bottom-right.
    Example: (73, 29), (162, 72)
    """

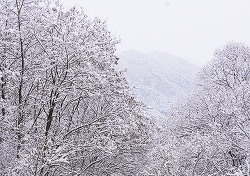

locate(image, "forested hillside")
(117, 50), (199, 119)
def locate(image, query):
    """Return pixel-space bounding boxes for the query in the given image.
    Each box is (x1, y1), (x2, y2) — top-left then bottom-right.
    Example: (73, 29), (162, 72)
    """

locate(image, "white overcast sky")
(60, 0), (250, 66)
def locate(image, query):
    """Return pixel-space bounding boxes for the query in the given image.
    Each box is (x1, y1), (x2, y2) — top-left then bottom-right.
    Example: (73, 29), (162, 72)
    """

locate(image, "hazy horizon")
(61, 0), (250, 66)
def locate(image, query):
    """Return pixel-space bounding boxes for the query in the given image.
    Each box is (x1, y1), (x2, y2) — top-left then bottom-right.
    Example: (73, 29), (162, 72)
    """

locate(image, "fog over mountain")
(117, 50), (199, 119)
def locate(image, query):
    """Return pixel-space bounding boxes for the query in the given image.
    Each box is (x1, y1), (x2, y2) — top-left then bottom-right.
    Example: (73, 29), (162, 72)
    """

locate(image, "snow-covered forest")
(0, 0), (250, 176)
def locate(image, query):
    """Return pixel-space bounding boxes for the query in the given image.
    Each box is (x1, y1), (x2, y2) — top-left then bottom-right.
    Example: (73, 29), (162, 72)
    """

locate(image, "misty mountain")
(117, 50), (199, 119)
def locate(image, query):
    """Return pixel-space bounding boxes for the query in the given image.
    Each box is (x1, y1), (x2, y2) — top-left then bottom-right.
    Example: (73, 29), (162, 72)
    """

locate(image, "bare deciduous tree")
(0, 0), (154, 175)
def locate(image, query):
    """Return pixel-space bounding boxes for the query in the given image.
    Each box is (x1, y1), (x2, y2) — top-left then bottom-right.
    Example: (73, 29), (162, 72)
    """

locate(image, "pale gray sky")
(60, 0), (250, 66)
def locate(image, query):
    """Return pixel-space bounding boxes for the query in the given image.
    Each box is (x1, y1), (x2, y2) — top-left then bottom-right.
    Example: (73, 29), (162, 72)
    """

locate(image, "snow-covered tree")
(0, 0), (153, 175)
(169, 42), (250, 176)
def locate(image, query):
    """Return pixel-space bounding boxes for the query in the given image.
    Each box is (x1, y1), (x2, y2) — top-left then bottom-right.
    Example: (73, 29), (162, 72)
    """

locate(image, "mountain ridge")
(117, 50), (199, 119)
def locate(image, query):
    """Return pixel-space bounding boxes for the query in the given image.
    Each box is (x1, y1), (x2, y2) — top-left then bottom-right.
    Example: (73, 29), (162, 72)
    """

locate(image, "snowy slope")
(117, 50), (199, 118)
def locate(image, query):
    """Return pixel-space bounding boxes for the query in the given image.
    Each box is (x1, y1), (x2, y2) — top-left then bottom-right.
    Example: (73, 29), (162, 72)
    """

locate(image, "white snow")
(117, 50), (199, 120)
